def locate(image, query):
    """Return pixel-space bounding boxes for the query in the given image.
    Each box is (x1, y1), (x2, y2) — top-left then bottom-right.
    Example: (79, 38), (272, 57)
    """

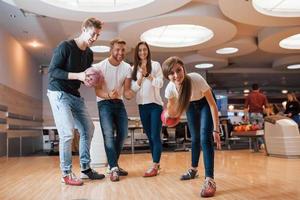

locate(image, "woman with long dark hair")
(131, 41), (163, 177)
(162, 56), (221, 197)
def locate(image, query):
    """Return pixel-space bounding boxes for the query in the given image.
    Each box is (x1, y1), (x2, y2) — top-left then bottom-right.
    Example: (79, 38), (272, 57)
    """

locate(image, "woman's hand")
(213, 130), (222, 150)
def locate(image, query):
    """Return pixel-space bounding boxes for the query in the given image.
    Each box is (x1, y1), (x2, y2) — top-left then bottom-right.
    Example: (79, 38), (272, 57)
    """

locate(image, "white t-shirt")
(131, 61), (163, 106)
(93, 58), (132, 102)
(165, 72), (210, 101)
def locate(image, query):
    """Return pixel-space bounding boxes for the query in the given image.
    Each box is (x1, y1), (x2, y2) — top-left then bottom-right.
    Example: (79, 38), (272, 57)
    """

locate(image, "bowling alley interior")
(0, 0), (300, 199)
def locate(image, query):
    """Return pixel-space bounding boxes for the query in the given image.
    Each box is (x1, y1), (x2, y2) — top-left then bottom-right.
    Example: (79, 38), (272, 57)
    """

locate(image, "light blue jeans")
(47, 90), (94, 176)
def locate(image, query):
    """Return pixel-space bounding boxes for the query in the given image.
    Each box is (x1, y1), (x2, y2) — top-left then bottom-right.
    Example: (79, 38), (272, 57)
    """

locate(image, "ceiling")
(0, 0), (300, 99)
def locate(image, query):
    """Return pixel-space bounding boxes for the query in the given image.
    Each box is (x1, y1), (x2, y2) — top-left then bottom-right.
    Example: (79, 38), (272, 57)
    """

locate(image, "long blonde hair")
(162, 56), (192, 116)
(287, 92), (299, 102)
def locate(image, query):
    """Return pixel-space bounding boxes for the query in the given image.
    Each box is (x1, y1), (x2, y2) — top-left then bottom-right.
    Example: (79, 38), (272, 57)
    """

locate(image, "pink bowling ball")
(84, 67), (103, 87)
(161, 109), (180, 127)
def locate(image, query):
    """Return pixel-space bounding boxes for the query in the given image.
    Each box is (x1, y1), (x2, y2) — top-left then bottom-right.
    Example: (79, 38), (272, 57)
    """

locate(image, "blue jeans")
(97, 100), (128, 169)
(292, 115), (300, 124)
(139, 103), (163, 163)
(47, 90), (94, 176)
(186, 98), (214, 178)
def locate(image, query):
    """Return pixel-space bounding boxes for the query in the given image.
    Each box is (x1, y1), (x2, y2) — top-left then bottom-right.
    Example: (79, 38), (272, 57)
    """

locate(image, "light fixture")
(281, 90), (288, 94)
(29, 41), (41, 48)
(41, 0), (155, 12)
(279, 33), (300, 49)
(216, 47), (239, 55)
(90, 45), (110, 53)
(252, 0), (300, 17)
(287, 64), (300, 69)
(243, 89), (250, 94)
(228, 105), (234, 111)
(195, 63), (214, 69)
(140, 24), (214, 48)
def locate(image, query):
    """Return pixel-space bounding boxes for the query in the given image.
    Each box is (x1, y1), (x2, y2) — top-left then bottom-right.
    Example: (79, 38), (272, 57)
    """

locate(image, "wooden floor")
(0, 150), (300, 200)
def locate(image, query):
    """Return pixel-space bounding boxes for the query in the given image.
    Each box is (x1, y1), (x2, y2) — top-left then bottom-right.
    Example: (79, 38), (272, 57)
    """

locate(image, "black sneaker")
(180, 169), (198, 180)
(118, 167), (128, 176)
(80, 168), (105, 180)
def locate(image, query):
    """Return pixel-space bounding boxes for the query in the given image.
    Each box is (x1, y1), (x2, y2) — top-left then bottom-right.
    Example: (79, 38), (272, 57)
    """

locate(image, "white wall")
(0, 28), (42, 100)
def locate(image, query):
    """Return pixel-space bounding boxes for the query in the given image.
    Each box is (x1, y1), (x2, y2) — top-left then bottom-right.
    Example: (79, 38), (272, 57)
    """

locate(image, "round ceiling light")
(216, 47), (239, 54)
(41, 0), (155, 12)
(90, 45), (110, 53)
(195, 63), (214, 69)
(140, 24), (214, 48)
(279, 33), (300, 49)
(287, 64), (300, 69)
(252, 0), (300, 18)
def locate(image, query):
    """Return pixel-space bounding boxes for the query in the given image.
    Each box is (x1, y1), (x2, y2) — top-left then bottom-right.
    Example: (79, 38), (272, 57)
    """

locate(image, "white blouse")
(131, 60), (163, 106)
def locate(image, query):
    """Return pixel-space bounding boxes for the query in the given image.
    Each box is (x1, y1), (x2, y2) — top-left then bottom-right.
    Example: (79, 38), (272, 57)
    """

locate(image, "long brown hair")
(162, 56), (192, 116)
(132, 41), (152, 81)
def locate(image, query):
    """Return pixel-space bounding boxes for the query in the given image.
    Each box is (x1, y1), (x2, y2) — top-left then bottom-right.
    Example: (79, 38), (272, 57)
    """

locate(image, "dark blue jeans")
(186, 98), (214, 178)
(97, 100), (128, 169)
(139, 103), (163, 163)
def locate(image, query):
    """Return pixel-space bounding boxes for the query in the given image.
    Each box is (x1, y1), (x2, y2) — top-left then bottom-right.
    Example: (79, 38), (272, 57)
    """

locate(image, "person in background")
(284, 92), (300, 124)
(93, 39), (133, 182)
(244, 83), (268, 128)
(47, 17), (105, 186)
(162, 56), (221, 198)
(131, 41), (163, 177)
(244, 83), (268, 151)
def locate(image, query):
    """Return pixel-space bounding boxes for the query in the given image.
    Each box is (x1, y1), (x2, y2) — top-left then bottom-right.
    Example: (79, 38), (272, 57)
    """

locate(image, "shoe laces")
(185, 168), (196, 176)
(146, 165), (158, 173)
(66, 172), (80, 181)
(202, 178), (216, 190)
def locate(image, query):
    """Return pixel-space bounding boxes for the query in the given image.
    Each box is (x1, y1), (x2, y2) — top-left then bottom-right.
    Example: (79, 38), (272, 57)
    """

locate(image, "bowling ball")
(161, 109), (180, 127)
(84, 67), (103, 87)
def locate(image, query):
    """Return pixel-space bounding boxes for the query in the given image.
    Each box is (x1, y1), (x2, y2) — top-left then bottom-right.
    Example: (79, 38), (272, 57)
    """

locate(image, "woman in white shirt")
(162, 56), (221, 198)
(131, 41), (163, 177)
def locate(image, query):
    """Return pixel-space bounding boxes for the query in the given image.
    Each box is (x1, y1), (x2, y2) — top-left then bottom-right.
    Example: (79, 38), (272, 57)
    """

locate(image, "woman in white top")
(162, 56), (221, 198)
(131, 41), (163, 177)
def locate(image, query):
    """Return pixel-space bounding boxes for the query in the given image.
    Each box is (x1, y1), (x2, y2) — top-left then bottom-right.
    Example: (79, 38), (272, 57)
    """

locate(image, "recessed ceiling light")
(279, 33), (300, 49)
(287, 64), (300, 69)
(216, 47), (239, 54)
(29, 41), (41, 48)
(90, 45), (110, 53)
(243, 89), (250, 94)
(140, 24), (214, 48)
(281, 90), (288, 94)
(252, 0), (300, 17)
(41, 0), (155, 12)
(195, 63), (214, 69)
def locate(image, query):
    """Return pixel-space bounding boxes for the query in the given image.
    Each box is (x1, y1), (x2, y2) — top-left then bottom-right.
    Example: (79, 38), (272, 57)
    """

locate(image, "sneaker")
(200, 177), (216, 198)
(61, 173), (83, 186)
(118, 167), (128, 176)
(110, 167), (120, 182)
(143, 165), (159, 177)
(180, 168), (198, 180)
(80, 168), (105, 180)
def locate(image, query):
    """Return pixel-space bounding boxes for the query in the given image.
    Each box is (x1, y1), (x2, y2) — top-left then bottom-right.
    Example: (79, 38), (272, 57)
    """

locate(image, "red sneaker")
(200, 178), (216, 198)
(61, 173), (83, 186)
(143, 166), (159, 177)
(110, 167), (120, 182)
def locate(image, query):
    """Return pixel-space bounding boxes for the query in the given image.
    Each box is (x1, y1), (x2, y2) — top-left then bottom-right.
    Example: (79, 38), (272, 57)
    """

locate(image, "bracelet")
(213, 130), (220, 133)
